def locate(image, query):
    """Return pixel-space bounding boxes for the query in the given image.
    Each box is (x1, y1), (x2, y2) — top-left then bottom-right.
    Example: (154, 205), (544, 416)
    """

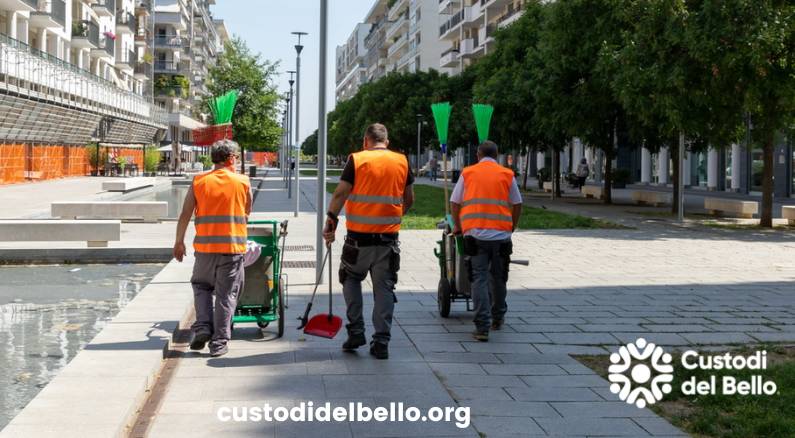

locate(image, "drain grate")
(285, 245), (314, 252)
(283, 260), (316, 269)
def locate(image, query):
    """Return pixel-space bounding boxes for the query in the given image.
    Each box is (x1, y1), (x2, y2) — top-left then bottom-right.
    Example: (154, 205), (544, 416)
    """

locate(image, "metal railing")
(93, 0), (116, 13)
(118, 49), (136, 65)
(154, 60), (188, 73)
(0, 32), (165, 126)
(35, 0), (66, 27)
(439, 9), (464, 37)
(117, 10), (136, 34)
(99, 36), (115, 56)
(154, 35), (187, 48)
(134, 61), (152, 77)
(72, 20), (100, 46)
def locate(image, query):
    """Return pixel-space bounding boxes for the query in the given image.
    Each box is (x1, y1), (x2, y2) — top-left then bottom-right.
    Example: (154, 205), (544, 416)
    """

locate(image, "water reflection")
(0, 264), (163, 431)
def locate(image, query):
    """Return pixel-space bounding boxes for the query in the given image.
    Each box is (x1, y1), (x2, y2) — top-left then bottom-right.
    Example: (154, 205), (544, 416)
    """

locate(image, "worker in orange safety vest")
(450, 141), (523, 342)
(173, 139), (252, 357)
(323, 123), (415, 360)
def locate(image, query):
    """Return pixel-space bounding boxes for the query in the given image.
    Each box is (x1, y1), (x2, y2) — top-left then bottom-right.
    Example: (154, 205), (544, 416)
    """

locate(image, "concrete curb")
(0, 248), (173, 265)
(0, 259), (195, 438)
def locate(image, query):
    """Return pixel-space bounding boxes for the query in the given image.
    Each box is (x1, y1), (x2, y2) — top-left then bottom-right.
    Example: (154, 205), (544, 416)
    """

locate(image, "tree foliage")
(205, 37), (282, 152)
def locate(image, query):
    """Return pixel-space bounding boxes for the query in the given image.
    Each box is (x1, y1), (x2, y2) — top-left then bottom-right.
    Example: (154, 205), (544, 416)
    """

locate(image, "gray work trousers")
(191, 253), (245, 347)
(467, 238), (511, 331)
(339, 239), (400, 344)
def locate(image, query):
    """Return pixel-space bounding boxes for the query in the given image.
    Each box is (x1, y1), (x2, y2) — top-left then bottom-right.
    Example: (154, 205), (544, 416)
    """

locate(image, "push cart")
(232, 219), (288, 337)
(433, 215), (528, 318)
(433, 215), (472, 318)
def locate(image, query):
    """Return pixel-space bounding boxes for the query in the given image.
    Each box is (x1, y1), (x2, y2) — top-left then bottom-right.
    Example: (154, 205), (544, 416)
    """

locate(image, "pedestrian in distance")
(323, 123), (415, 360)
(450, 141), (523, 342)
(576, 157), (590, 191)
(429, 156), (438, 181)
(173, 139), (253, 357)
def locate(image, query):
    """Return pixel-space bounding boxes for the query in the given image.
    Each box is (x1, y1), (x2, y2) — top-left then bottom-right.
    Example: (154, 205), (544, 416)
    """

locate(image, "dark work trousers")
(339, 237), (400, 345)
(191, 253), (245, 348)
(467, 238), (511, 331)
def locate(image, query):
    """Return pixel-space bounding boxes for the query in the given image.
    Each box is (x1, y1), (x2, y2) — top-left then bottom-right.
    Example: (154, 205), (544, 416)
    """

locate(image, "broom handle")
(442, 149), (450, 218)
(328, 244), (333, 318)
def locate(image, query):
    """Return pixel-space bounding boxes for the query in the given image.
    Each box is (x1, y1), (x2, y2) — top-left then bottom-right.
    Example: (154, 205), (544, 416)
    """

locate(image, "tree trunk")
(671, 142), (679, 215)
(603, 151), (613, 204)
(552, 147), (562, 198)
(760, 132), (775, 228)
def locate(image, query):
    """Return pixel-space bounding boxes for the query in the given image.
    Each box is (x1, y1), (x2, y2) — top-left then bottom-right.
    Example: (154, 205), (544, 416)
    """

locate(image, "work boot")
(342, 333), (367, 351)
(209, 342), (228, 357)
(369, 341), (389, 360)
(472, 329), (489, 342)
(189, 331), (211, 351)
(491, 319), (504, 331)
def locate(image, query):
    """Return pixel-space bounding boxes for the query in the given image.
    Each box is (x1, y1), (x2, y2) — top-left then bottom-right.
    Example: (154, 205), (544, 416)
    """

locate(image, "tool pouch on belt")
(338, 242), (359, 284)
(499, 240), (513, 280)
(463, 236), (478, 257)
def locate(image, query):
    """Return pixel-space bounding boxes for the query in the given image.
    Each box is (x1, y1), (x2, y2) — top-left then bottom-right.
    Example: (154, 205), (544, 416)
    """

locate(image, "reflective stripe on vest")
(344, 148), (408, 233)
(192, 168), (250, 254)
(460, 160), (514, 234)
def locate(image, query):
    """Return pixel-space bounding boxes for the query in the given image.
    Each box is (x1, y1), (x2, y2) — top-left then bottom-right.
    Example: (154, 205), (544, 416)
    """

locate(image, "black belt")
(345, 233), (398, 247)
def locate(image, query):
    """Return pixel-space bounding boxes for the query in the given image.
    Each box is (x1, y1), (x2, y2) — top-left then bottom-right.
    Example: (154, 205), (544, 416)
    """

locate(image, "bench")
(101, 177), (155, 192)
(582, 185), (604, 199)
(704, 197), (758, 219)
(51, 202), (168, 223)
(782, 206), (795, 225)
(631, 190), (672, 207)
(0, 220), (121, 247)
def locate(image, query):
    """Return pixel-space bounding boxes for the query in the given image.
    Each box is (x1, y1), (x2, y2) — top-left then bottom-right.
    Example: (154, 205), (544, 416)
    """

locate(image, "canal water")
(0, 263), (164, 431)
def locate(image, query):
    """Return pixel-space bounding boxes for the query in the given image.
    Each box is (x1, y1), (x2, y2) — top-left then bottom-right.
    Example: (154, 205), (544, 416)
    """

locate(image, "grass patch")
(576, 345), (795, 438)
(327, 183), (616, 230)
(301, 169), (342, 176)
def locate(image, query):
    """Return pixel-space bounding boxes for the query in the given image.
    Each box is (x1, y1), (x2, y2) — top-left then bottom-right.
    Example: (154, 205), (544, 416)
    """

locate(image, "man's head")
(476, 140), (499, 161)
(210, 139), (239, 167)
(363, 123), (389, 150)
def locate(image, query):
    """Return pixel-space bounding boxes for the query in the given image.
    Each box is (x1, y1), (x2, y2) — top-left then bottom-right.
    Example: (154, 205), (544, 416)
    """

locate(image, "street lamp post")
(416, 114), (423, 176)
(316, 0), (328, 278)
(286, 71), (296, 194)
(292, 31), (307, 218)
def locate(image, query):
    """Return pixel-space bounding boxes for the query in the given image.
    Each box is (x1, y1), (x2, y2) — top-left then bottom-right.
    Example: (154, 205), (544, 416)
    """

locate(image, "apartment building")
(152, 0), (227, 156)
(0, 0), (167, 183)
(438, 0), (526, 74)
(336, 0), (449, 102)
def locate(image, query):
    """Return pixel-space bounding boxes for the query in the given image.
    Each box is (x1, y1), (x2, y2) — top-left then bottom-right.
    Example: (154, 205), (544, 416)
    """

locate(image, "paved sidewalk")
(145, 173), (795, 437)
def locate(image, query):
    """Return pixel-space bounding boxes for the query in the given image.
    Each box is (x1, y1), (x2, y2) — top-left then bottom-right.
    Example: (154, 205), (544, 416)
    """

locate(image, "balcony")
(438, 0), (460, 15)
(154, 60), (188, 74)
(134, 0), (150, 16)
(496, 3), (523, 28)
(439, 9), (463, 39)
(134, 61), (152, 80)
(385, 11), (408, 40)
(30, 0), (66, 29)
(463, 2), (484, 28)
(116, 49), (136, 70)
(154, 34), (187, 49)
(387, 0), (408, 21)
(91, 36), (115, 59)
(386, 33), (408, 59)
(71, 20), (99, 49)
(116, 11), (137, 34)
(92, 0), (116, 18)
(0, 0), (37, 12)
(440, 47), (459, 68)
(134, 28), (149, 46)
(155, 85), (188, 99)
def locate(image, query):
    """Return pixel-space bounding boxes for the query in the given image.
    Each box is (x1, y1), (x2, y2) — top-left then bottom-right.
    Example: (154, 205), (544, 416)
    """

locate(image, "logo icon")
(609, 338), (674, 408)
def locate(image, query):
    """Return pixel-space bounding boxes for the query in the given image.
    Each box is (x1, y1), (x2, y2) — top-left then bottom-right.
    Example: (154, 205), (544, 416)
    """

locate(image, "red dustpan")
(297, 245), (343, 339)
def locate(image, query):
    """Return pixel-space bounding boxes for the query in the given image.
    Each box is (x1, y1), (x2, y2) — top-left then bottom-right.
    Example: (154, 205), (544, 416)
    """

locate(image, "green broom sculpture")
(472, 104), (494, 144)
(431, 102), (452, 218)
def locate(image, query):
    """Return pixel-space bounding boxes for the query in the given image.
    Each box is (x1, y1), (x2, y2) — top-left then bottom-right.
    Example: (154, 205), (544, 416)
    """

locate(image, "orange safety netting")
(250, 152), (277, 167)
(65, 146), (89, 177)
(0, 144), (26, 184)
(30, 145), (66, 180)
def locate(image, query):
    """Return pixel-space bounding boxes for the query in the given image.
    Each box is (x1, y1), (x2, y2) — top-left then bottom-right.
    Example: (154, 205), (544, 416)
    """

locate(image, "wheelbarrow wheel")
(277, 281), (285, 338)
(257, 321), (270, 328)
(438, 278), (451, 318)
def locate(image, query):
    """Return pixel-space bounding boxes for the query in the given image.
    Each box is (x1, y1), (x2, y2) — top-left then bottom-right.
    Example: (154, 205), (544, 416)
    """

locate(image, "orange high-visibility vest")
(344, 148), (408, 233)
(192, 168), (250, 254)
(460, 160), (514, 233)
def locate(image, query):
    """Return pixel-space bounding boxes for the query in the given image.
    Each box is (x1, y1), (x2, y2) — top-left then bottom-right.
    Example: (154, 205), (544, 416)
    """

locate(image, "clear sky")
(211, 0), (375, 146)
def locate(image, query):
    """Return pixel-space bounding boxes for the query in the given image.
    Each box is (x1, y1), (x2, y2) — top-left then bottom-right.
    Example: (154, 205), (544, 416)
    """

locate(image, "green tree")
(302, 129), (318, 156)
(205, 37), (282, 153)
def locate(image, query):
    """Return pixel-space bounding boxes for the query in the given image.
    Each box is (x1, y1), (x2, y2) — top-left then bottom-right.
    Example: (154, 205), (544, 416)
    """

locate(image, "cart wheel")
(438, 278), (451, 318)
(257, 321), (270, 328)
(277, 281), (285, 337)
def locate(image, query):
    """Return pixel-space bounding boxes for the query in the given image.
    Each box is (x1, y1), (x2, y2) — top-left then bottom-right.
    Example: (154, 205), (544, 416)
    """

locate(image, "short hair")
(210, 139), (239, 164)
(478, 140), (498, 159)
(364, 123), (388, 144)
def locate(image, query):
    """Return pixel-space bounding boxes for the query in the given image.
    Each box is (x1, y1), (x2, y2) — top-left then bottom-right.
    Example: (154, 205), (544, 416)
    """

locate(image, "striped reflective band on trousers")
(194, 215), (248, 225)
(193, 236), (248, 244)
(346, 214), (402, 225)
(461, 212), (513, 223)
(347, 194), (403, 205)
